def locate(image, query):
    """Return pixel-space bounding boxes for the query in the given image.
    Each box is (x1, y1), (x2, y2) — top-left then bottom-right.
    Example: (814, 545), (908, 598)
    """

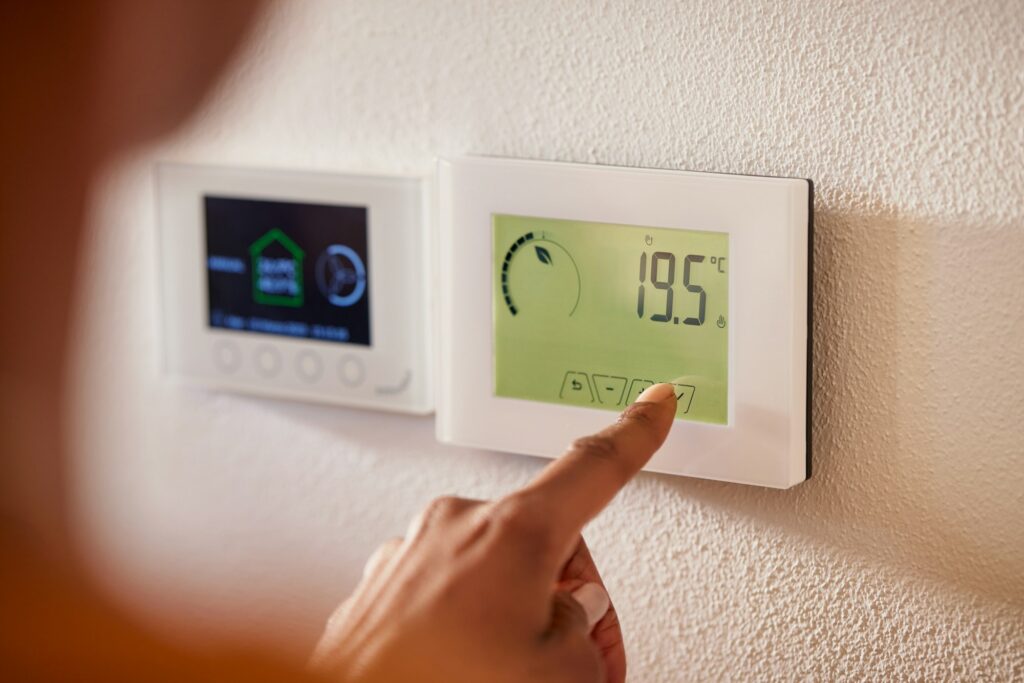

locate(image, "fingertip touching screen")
(492, 214), (729, 424)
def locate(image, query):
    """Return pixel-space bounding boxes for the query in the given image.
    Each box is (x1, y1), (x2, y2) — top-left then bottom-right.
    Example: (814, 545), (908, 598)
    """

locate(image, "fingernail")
(571, 582), (610, 631)
(635, 382), (676, 404)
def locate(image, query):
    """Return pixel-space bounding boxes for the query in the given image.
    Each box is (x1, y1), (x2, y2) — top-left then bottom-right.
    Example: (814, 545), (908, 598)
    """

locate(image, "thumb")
(571, 583), (611, 633)
(550, 583), (610, 637)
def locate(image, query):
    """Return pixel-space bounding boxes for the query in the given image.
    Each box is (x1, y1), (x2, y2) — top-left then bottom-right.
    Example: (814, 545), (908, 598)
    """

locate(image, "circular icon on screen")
(501, 232), (580, 318)
(316, 244), (367, 307)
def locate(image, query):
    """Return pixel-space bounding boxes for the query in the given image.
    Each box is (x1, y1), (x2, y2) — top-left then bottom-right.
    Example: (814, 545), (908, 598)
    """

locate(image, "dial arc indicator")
(500, 231), (581, 317)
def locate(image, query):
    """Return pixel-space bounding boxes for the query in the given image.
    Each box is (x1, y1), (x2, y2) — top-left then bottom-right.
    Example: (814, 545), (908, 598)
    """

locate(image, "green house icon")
(250, 228), (305, 307)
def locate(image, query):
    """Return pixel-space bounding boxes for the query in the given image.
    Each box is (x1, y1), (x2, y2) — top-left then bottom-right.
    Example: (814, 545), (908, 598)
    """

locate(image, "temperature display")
(493, 214), (729, 424)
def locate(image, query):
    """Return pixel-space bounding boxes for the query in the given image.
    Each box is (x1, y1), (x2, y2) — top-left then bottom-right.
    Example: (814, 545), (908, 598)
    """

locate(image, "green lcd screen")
(493, 214), (729, 424)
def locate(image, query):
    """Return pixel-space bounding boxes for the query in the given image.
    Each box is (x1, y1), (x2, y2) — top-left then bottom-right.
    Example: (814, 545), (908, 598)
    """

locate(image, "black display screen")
(204, 195), (371, 346)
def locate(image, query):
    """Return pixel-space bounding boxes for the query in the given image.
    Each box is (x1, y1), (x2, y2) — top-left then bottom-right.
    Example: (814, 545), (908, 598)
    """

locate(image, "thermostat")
(436, 157), (812, 487)
(156, 164), (431, 413)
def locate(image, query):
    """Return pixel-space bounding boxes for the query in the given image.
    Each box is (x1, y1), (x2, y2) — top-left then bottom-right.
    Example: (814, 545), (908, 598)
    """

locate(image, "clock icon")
(500, 232), (580, 318)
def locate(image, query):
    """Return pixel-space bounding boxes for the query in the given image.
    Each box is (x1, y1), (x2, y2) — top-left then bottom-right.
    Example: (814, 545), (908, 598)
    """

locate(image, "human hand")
(310, 383), (678, 683)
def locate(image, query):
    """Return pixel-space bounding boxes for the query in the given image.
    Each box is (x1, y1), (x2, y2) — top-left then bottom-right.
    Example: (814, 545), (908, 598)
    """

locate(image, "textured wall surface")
(71, 1), (1024, 679)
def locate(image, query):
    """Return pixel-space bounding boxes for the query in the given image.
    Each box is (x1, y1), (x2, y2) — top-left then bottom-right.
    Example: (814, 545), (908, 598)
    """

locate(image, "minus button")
(592, 375), (628, 405)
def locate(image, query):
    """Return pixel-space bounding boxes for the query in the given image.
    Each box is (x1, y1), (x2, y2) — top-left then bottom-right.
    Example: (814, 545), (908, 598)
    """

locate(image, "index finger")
(517, 382), (677, 546)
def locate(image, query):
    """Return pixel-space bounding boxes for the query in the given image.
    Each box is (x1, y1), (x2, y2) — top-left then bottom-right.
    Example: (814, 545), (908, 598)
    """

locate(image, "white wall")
(71, 0), (1024, 679)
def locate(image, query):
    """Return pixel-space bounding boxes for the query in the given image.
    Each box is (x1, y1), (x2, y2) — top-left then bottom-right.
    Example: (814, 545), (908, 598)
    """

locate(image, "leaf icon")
(535, 245), (552, 265)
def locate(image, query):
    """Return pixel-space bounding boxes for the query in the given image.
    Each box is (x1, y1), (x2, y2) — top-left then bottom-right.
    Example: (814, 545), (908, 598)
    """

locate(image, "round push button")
(212, 341), (241, 373)
(338, 355), (366, 387)
(254, 346), (282, 377)
(296, 351), (323, 383)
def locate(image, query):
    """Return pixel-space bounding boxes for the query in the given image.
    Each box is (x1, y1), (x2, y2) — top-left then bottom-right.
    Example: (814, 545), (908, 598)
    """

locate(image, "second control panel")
(157, 164), (431, 414)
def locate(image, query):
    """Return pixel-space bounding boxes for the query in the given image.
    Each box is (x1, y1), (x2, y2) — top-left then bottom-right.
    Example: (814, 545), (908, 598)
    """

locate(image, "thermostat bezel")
(436, 157), (811, 487)
(156, 163), (432, 414)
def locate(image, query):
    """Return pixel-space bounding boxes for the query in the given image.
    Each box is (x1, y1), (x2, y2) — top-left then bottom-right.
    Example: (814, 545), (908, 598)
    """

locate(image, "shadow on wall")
(655, 205), (1024, 609)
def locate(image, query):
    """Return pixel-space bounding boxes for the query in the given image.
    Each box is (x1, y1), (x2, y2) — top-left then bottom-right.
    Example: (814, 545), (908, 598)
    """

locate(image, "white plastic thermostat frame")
(436, 156), (811, 488)
(157, 163), (432, 414)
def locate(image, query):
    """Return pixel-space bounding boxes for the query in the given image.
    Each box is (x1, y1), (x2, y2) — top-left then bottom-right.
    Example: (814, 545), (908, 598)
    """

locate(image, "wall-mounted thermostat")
(157, 164), (431, 414)
(437, 157), (812, 488)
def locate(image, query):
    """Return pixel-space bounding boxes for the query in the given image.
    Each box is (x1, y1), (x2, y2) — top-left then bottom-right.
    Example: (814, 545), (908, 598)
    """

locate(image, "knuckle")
(363, 536), (403, 572)
(569, 434), (619, 461)
(422, 495), (464, 522)
(410, 496), (470, 537)
(489, 496), (555, 553)
(372, 536), (403, 555)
